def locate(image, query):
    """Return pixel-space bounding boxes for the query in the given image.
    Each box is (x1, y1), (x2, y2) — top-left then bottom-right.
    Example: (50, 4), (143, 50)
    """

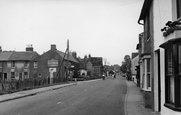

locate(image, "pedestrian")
(114, 74), (116, 79)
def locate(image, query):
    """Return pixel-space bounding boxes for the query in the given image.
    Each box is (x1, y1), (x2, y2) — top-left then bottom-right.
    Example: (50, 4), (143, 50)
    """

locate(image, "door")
(3, 73), (7, 80)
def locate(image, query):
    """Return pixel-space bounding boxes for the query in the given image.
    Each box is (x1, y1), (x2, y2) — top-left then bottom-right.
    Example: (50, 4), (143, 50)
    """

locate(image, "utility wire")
(117, 0), (143, 7)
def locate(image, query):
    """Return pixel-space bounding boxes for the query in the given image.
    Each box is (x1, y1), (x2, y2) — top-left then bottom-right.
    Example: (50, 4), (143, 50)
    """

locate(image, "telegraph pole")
(67, 39), (69, 82)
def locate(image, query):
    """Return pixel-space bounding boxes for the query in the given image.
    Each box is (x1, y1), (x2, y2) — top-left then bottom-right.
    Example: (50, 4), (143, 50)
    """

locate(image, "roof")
(77, 58), (86, 69)
(138, 0), (153, 24)
(9, 52), (39, 61)
(56, 50), (78, 63)
(89, 57), (103, 66)
(0, 51), (14, 61)
(0, 51), (39, 61)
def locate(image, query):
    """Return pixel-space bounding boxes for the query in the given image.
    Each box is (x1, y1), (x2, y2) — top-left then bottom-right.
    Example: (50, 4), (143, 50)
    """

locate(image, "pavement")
(0, 78), (160, 115)
(125, 80), (160, 115)
(0, 79), (102, 103)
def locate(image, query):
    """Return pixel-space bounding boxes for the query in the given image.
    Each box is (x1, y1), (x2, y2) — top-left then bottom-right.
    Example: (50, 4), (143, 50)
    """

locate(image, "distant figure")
(114, 74), (116, 79)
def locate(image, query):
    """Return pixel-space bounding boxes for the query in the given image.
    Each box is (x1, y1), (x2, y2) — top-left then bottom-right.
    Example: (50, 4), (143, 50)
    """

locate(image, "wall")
(35, 50), (65, 82)
(154, 0), (181, 114)
(131, 55), (139, 75)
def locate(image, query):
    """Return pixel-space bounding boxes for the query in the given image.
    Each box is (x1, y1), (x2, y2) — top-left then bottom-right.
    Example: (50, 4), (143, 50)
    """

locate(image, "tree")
(120, 55), (131, 74)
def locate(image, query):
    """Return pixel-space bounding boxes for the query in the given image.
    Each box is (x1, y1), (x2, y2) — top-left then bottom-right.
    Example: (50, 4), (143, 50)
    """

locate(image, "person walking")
(114, 73), (116, 79)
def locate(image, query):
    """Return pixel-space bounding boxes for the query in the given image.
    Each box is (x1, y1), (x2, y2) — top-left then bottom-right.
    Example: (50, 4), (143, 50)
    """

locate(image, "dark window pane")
(179, 45), (181, 74)
(177, 0), (181, 18)
(169, 76), (175, 103)
(167, 47), (173, 75)
(147, 74), (151, 88)
(147, 59), (150, 73)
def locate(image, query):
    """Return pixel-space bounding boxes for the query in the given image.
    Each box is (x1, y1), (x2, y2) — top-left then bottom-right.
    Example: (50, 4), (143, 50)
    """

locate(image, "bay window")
(142, 55), (151, 90)
(163, 43), (181, 111)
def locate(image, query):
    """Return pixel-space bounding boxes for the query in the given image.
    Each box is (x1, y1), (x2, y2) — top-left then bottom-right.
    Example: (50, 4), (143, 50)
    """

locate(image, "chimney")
(72, 52), (77, 58)
(51, 44), (56, 50)
(26, 44), (33, 52)
(0, 46), (2, 52)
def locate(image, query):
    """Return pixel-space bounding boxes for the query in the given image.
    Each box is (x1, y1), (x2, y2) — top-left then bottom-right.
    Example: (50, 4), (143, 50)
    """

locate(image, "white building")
(139, 0), (181, 114)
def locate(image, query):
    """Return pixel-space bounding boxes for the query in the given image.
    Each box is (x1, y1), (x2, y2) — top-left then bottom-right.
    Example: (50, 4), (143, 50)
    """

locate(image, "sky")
(0, 0), (144, 66)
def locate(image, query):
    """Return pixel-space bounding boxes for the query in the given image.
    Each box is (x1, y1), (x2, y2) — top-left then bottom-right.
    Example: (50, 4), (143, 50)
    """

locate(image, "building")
(0, 46), (39, 81)
(86, 57), (103, 77)
(131, 53), (139, 84)
(138, 0), (181, 114)
(138, 0), (153, 109)
(33, 45), (79, 84)
(158, 0), (181, 114)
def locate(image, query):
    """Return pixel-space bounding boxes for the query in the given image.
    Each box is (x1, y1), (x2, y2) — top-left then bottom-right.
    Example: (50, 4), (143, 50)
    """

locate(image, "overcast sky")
(0, 0), (143, 65)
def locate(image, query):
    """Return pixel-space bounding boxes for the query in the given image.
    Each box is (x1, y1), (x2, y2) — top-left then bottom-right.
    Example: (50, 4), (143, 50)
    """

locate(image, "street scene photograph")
(0, 0), (181, 115)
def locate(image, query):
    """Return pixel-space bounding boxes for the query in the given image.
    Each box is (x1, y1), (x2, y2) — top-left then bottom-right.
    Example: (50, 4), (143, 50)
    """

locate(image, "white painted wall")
(153, 0), (181, 114)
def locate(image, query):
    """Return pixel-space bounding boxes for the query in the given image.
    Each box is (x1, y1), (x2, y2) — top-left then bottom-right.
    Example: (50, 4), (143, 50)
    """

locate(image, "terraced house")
(0, 46), (39, 81)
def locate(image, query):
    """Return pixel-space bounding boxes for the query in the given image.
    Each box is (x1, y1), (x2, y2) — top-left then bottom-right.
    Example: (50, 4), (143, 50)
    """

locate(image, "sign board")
(48, 58), (58, 67)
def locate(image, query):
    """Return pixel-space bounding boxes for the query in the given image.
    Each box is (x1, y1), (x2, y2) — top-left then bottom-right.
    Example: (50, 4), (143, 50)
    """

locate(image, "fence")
(0, 77), (63, 95)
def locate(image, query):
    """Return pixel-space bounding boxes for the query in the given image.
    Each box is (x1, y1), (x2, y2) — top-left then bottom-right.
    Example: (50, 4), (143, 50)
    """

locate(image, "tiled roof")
(0, 51), (14, 61)
(56, 50), (78, 63)
(0, 51), (39, 61)
(11, 52), (38, 61)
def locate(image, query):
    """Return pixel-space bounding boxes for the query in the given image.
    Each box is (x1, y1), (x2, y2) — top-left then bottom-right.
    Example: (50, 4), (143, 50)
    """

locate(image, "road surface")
(0, 75), (127, 115)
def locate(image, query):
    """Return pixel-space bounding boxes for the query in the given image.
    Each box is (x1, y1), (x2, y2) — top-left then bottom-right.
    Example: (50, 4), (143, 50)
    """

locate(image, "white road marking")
(57, 101), (62, 104)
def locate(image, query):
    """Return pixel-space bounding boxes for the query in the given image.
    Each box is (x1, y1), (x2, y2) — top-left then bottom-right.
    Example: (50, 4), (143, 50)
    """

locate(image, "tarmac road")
(0, 75), (127, 115)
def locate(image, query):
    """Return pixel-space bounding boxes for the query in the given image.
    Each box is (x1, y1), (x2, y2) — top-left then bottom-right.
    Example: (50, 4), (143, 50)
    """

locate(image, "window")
(11, 72), (15, 79)
(142, 60), (145, 88)
(177, 0), (181, 18)
(34, 62), (38, 68)
(12, 61), (15, 68)
(147, 59), (151, 88)
(142, 57), (151, 90)
(165, 47), (174, 103)
(0, 62), (2, 68)
(164, 44), (181, 111)
(24, 72), (28, 79)
(24, 62), (28, 68)
(146, 13), (150, 41)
